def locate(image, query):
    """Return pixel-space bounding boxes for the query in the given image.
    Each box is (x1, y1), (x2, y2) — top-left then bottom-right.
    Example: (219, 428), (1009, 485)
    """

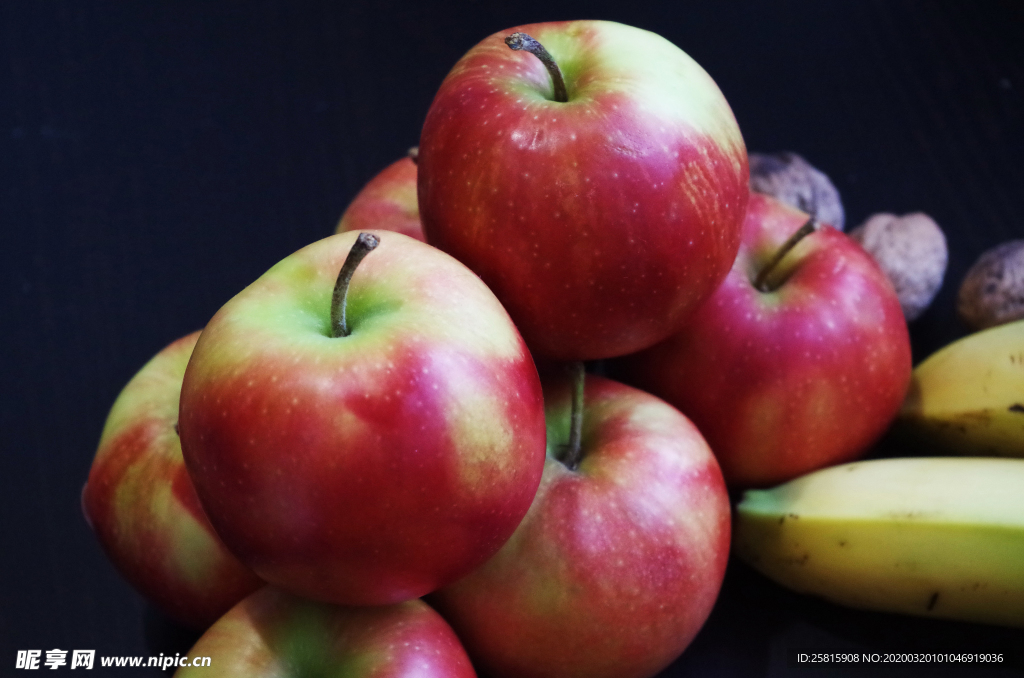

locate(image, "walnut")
(749, 152), (845, 230)
(957, 240), (1024, 330)
(849, 212), (947, 321)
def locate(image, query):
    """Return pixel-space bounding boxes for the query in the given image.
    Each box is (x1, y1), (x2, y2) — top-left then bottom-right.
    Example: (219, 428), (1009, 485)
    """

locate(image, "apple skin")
(617, 193), (912, 488)
(336, 155), (424, 241)
(429, 374), (730, 678)
(178, 230), (547, 606)
(82, 332), (263, 630)
(175, 587), (476, 677)
(418, 20), (749, 361)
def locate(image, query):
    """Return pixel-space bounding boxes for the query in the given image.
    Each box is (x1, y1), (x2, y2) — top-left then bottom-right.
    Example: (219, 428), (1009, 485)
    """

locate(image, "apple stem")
(331, 232), (380, 338)
(407, 146), (419, 165)
(562, 361), (586, 470)
(753, 217), (818, 292)
(505, 32), (568, 103)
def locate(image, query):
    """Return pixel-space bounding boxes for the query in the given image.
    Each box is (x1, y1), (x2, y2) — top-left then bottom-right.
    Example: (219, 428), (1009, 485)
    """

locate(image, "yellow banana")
(733, 457), (1024, 628)
(898, 319), (1024, 457)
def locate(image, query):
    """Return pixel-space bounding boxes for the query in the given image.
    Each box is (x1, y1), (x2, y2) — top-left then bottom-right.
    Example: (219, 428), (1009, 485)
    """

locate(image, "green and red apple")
(178, 230), (547, 606)
(337, 151), (424, 241)
(430, 372), (730, 678)
(82, 332), (262, 629)
(618, 193), (912, 487)
(418, 20), (749, 361)
(175, 587), (475, 677)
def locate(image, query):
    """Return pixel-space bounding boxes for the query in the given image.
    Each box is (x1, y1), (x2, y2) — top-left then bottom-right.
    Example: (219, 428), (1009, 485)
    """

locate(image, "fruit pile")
(82, 20), (1024, 678)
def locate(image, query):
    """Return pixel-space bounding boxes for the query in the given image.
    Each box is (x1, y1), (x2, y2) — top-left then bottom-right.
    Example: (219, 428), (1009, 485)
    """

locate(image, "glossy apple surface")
(178, 231), (547, 606)
(418, 20), (748, 361)
(430, 374), (730, 678)
(82, 332), (262, 629)
(175, 587), (475, 677)
(618, 193), (912, 488)
(336, 154), (424, 241)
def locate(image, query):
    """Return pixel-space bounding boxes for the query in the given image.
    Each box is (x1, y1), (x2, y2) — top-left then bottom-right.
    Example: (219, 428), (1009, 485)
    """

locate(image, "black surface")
(3, 1), (1023, 675)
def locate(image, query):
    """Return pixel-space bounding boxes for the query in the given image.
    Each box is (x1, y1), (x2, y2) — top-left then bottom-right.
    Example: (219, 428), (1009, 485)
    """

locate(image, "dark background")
(3, 0), (1023, 675)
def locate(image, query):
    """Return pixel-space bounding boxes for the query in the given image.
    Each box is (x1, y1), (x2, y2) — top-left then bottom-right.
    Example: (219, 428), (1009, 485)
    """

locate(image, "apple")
(175, 587), (475, 677)
(82, 332), (262, 629)
(429, 371), (730, 678)
(178, 230), (547, 606)
(616, 193), (912, 488)
(418, 20), (749, 361)
(336, 149), (424, 241)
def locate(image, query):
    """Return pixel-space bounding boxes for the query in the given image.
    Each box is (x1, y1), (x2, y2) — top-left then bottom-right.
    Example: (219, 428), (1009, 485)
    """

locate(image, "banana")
(733, 457), (1024, 628)
(898, 319), (1024, 457)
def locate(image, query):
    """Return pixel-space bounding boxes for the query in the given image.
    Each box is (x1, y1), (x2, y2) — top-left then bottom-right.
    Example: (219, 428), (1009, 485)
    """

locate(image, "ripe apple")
(175, 587), (475, 677)
(82, 332), (262, 629)
(617, 193), (912, 488)
(418, 20), (749, 361)
(336, 150), (424, 241)
(178, 230), (547, 606)
(430, 372), (730, 678)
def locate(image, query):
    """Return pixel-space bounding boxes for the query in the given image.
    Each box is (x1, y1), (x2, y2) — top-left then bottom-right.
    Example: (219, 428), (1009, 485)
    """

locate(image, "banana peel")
(734, 457), (1024, 628)
(898, 319), (1024, 457)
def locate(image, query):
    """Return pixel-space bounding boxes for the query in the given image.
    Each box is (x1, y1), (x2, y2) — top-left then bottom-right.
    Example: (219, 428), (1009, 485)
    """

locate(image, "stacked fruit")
(82, 19), (1024, 678)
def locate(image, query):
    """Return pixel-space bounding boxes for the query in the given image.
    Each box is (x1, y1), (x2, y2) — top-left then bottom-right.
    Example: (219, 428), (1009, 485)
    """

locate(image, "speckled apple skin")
(82, 332), (262, 630)
(178, 231), (547, 606)
(337, 156), (424, 241)
(619, 193), (912, 488)
(418, 20), (749, 361)
(175, 588), (476, 678)
(430, 375), (730, 678)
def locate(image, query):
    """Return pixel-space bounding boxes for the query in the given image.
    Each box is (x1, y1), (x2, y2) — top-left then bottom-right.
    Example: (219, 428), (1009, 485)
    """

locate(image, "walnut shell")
(749, 152), (845, 230)
(957, 240), (1024, 330)
(849, 212), (947, 321)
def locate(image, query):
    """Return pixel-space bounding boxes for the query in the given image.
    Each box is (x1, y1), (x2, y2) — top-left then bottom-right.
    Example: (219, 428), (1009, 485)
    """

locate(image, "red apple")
(418, 20), (749, 361)
(618, 193), (912, 488)
(178, 231), (547, 606)
(430, 372), (730, 678)
(336, 151), (424, 241)
(175, 587), (475, 677)
(82, 332), (262, 629)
